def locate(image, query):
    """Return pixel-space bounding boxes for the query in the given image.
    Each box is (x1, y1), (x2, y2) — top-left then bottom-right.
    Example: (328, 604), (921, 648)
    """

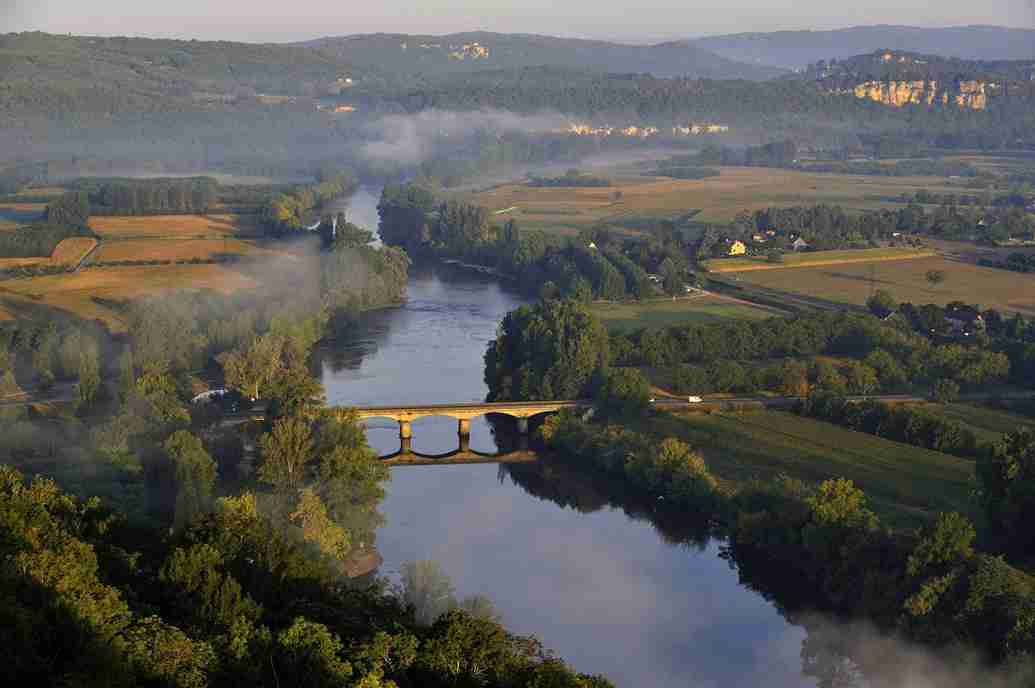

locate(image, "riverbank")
(539, 410), (1035, 665)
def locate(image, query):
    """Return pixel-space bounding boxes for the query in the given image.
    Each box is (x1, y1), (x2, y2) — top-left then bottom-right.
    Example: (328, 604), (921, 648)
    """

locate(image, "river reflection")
(317, 192), (974, 687)
(379, 462), (808, 687)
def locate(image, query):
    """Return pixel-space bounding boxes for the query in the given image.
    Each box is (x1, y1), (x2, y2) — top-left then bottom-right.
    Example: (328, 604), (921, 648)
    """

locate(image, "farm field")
(95, 237), (280, 262)
(646, 410), (975, 529)
(935, 402), (1035, 444)
(0, 237), (98, 269)
(49, 237), (98, 264)
(0, 201), (45, 229)
(727, 255), (1035, 316)
(588, 294), (778, 331)
(0, 264), (259, 329)
(462, 166), (964, 234)
(704, 247), (934, 273)
(88, 213), (257, 239)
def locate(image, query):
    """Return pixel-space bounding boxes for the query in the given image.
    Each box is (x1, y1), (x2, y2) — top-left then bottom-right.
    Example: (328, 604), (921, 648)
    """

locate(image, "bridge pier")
(458, 418), (470, 452)
(399, 420), (412, 453)
(516, 417), (529, 450)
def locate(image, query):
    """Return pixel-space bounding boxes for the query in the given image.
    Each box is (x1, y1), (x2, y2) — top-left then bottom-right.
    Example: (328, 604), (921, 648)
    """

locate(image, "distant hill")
(805, 50), (1035, 112)
(300, 32), (787, 81)
(0, 31), (360, 116)
(695, 25), (1035, 69)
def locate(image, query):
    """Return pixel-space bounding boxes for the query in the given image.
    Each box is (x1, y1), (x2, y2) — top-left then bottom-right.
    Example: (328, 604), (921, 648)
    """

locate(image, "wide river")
(317, 191), (963, 688)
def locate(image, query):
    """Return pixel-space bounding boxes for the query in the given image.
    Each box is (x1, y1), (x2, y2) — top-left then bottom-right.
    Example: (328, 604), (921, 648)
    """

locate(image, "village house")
(945, 305), (986, 337)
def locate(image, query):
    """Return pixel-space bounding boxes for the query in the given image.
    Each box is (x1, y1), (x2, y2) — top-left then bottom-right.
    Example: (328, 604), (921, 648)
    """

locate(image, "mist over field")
(361, 109), (571, 166)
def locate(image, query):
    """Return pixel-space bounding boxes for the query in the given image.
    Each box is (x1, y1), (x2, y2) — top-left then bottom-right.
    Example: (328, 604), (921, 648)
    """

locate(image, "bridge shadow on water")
(382, 448), (541, 466)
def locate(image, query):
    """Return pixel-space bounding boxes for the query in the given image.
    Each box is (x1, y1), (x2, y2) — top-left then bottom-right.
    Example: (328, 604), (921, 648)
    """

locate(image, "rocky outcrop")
(849, 78), (994, 110)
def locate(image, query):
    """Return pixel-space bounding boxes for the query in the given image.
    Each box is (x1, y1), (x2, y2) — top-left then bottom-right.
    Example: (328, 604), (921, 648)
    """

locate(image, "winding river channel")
(316, 190), (961, 688)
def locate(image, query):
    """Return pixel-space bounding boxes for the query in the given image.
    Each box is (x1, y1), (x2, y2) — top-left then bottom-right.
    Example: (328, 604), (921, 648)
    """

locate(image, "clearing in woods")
(726, 255), (1035, 316)
(588, 294), (778, 331)
(88, 214), (257, 239)
(461, 166), (965, 235)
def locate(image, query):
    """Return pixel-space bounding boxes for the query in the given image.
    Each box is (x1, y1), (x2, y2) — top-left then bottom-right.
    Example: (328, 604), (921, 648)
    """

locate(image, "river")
(317, 190), (964, 688)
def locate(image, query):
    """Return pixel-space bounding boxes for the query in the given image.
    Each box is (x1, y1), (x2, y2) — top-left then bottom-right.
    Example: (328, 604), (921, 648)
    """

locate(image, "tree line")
(378, 183), (693, 301)
(261, 170), (357, 236)
(538, 409), (1035, 666)
(68, 177), (218, 215)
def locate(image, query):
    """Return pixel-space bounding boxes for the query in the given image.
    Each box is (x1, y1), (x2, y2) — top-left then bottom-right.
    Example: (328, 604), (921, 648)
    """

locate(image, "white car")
(687, 396), (703, 403)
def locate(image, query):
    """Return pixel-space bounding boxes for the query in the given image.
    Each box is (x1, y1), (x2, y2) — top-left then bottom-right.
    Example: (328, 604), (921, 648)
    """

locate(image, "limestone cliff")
(813, 50), (1034, 111)
(850, 79), (994, 110)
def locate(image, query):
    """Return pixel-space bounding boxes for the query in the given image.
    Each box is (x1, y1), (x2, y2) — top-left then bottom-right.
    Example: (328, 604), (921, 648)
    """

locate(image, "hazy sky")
(3, 0), (1034, 42)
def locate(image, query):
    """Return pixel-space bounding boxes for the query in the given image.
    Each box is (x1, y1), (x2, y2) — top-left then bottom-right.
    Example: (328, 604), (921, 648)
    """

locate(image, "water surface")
(316, 189), (952, 687)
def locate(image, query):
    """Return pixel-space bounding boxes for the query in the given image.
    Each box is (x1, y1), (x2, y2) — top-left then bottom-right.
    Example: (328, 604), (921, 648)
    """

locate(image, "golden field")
(0, 237), (98, 269)
(705, 247), (934, 273)
(728, 255), (1035, 316)
(0, 264), (259, 330)
(462, 166), (964, 233)
(95, 238), (279, 262)
(88, 213), (255, 239)
(49, 237), (99, 265)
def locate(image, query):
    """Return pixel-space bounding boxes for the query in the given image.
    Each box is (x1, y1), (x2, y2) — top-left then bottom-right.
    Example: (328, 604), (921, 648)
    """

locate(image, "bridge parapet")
(343, 400), (590, 458)
(351, 400), (589, 423)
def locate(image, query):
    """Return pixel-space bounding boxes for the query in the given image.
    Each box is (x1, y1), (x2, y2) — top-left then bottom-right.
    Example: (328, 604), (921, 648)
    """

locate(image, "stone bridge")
(352, 400), (590, 456)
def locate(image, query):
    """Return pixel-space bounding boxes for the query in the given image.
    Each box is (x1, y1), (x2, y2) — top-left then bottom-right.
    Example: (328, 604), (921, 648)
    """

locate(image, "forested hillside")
(0, 32), (367, 115)
(301, 32), (787, 80)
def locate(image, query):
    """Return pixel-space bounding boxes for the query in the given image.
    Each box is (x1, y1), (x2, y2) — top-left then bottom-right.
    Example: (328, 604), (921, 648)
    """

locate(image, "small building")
(752, 233), (767, 243)
(791, 238), (810, 252)
(945, 305), (986, 337)
(727, 240), (747, 256)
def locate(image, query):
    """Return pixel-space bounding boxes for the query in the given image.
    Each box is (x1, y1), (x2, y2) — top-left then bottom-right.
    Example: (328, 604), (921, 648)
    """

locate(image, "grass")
(461, 166), (966, 233)
(646, 410), (976, 529)
(704, 247), (934, 273)
(95, 238), (279, 262)
(728, 255), (1035, 316)
(934, 402), (1035, 444)
(88, 214), (256, 239)
(588, 295), (778, 331)
(0, 264), (259, 330)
